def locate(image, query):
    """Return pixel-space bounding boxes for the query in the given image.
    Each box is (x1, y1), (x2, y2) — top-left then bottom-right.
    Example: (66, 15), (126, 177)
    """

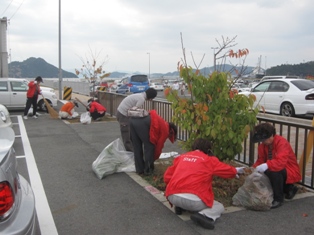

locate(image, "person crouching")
(59, 100), (79, 119)
(87, 98), (106, 121)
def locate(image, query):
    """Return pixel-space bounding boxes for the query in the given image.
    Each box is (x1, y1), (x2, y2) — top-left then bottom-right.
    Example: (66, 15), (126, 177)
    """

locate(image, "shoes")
(33, 115), (38, 119)
(271, 201), (283, 209)
(285, 185), (298, 200)
(23, 115), (28, 120)
(174, 206), (186, 215)
(190, 213), (215, 230)
(95, 117), (102, 121)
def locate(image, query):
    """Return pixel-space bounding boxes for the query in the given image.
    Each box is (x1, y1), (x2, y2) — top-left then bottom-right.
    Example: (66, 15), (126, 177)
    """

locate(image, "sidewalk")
(52, 93), (314, 235)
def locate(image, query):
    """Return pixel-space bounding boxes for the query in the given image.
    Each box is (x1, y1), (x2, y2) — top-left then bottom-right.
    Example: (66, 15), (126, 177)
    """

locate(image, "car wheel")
(280, 102), (295, 117)
(38, 99), (51, 112)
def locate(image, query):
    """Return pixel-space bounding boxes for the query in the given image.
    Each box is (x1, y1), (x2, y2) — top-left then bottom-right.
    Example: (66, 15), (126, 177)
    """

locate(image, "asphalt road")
(8, 99), (314, 235)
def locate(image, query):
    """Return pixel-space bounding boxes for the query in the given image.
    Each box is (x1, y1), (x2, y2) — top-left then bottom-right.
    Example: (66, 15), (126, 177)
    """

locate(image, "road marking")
(18, 116), (59, 235)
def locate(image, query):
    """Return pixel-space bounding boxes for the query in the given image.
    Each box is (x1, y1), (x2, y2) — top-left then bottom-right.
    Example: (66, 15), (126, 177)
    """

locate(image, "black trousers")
(24, 96), (38, 116)
(264, 169), (287, 202)
(90, 111), (105, 120)
(129, 115), (155, 174)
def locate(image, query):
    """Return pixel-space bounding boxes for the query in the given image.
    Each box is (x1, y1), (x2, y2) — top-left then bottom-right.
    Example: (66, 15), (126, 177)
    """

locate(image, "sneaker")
(33, 115), (38, 119)
(190, 213), (215, 230)
(23, 115), (28, 120)
(271, 200), (283, 209)
(285, 185), (298, 200)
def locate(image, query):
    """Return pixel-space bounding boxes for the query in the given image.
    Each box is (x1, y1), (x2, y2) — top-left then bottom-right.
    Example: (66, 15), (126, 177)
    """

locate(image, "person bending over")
(129, 109), (177, 176)
(116, 88), (157, 151)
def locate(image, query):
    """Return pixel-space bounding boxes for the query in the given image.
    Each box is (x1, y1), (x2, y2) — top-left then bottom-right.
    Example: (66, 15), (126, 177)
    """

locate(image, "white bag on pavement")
(80, 112), (91, 124)
(92, 138), (135, 179)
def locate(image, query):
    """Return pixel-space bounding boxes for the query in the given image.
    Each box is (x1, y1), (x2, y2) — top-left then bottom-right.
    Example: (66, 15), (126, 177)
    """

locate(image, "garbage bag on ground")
(80, 112), (91, 124)
(232, 171), (273, 211)
(92, 138), (135, 179)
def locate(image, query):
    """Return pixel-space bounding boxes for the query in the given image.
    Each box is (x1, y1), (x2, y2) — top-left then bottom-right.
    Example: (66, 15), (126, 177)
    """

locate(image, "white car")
(0, 127), (36, 234)
(150, 82), (164, 91)
(0, 78), (58, 111)
(0, 104), (12, 128)
(232, 83), (251, 92)
(240, 78), (314, 117)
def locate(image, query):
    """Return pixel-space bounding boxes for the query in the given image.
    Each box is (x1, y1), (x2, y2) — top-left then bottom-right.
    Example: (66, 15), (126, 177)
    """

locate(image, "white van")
(0, 78), (58, 111)
(260, 75), (300, 82)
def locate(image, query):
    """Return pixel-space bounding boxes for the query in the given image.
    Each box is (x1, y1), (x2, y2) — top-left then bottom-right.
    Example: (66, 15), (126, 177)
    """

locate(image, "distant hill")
(8, 57), (78, 78)
(8, 57), (313, 79)
(266, 61), (314, 77)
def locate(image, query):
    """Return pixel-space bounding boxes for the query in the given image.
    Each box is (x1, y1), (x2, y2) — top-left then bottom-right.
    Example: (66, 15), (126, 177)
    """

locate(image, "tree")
(75, 47), (111, 84)
(165, 34), (259, 161)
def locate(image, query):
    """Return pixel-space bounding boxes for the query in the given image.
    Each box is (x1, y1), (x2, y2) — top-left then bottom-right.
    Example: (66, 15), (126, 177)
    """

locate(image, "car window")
(291, 80), (314, 91)
(11, 81), (28, 91)
(0, 81), (8, 91)
(252, 82), (270, 92)
(130, 75), (148, 82)
(268, 81), (286, 92)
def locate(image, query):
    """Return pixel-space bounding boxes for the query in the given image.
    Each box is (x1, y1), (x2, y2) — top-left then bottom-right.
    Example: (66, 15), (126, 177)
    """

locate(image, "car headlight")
(0, 111), (7, 122)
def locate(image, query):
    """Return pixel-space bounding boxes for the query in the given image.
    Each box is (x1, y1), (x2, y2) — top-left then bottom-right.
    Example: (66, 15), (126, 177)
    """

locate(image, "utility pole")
(58, 0), (63, 99)
(0, 17), (9, 77)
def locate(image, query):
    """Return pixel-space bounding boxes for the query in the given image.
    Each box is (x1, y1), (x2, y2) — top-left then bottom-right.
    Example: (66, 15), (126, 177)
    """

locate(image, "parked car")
(0, 127), (36, 234)
(0, 104), (12, 128)
(0, 78), (58, 111)
(116, 74), (150, 94)
(150, 82), (164, 91)
(240, 78), (314, 117)
(260, 75), (300, 82)
(231, 83), (251, 92)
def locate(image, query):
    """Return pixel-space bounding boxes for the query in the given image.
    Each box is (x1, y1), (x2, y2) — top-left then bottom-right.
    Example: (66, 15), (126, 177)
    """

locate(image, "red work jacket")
(164, 150), (237, 208)
(253, 135), (301, 184)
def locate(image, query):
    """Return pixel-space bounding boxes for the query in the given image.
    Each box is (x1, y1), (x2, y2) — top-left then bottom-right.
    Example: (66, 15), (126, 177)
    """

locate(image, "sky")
(1, 0), (314, 75)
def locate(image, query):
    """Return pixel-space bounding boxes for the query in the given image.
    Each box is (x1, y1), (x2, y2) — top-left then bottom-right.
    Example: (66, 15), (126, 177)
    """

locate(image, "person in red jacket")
(59, 100), (79, 119)
(23, 76), (43, 119)
(129, 110), (177, 176)
(252, 122), (301, 209)
(87, 98), (106, 121)
(164, 138), (244, 230)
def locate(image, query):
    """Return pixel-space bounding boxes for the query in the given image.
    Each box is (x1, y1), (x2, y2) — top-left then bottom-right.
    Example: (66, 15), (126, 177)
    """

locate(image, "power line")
(9, 0), (25, 20)
(1, 0), (14, 17)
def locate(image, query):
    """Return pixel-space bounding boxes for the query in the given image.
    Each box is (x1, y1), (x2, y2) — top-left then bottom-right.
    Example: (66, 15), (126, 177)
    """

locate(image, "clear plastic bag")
(92, 138), (135, 179)
(80, 112), (91, 124)
(232, 171), (273, 211)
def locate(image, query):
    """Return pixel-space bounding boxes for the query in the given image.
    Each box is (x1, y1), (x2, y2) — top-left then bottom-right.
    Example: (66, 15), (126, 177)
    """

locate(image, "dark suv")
(116, 74), (150, 94)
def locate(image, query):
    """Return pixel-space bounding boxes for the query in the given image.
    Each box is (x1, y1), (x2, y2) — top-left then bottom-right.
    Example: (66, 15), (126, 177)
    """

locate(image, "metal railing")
(98, 91), (314, 190)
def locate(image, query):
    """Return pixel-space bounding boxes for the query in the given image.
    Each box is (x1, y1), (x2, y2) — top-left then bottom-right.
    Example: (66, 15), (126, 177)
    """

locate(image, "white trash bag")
(92, 138), (135, 179)
(80, 112), (91, 124)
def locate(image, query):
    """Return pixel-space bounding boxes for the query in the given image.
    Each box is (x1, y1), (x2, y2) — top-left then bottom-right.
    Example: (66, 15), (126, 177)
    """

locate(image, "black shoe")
(271, 201), (283, 209)
(285, 186), (298, 200)
(174, 206), (186, 215)
(190, 213), (215, 230)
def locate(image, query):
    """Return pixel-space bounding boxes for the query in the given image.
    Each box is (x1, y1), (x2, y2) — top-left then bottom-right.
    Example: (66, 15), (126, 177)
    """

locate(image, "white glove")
(34, 81), (38, 84)
(236, 167), (245, 174)
(130, 106), (138, 111)
(256, 163), (268, 173)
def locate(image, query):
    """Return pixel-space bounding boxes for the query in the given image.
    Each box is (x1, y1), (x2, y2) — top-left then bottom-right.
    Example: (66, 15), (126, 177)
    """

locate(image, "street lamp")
(58, 0), (62, 99)
(211, 47), (219, 71)
(147, 52), (150, 79)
